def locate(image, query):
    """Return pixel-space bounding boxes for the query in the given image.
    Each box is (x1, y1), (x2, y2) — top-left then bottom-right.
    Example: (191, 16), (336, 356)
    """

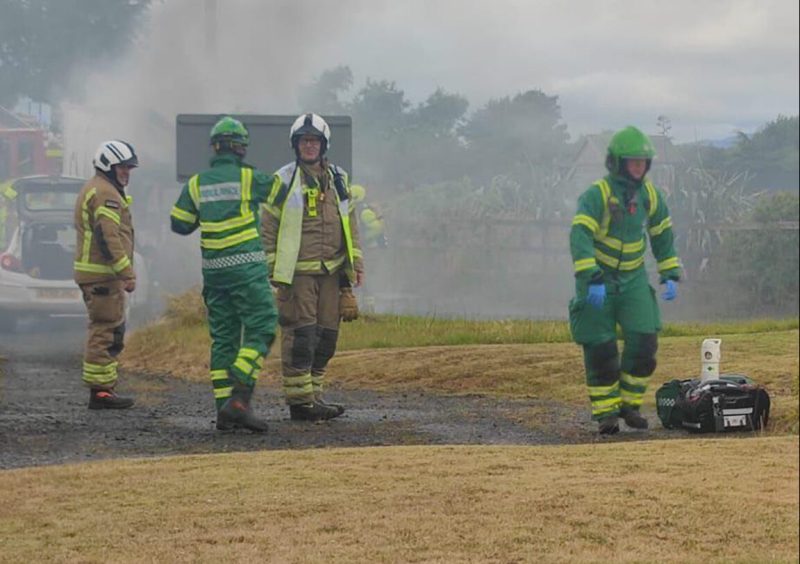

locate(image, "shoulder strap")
(329, 164), (349, 201)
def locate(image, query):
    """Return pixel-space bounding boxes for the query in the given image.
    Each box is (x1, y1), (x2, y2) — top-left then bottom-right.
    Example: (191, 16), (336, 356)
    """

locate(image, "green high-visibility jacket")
(570, 174), (682, 283)
(170, 153), (277, 287)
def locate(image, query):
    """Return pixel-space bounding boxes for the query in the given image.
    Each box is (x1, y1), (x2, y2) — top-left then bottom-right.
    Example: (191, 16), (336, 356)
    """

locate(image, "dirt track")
(0, 323), (674, 470)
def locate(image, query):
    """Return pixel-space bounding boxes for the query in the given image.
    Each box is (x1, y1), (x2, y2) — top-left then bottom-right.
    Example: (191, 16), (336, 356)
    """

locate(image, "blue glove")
(586, 284), (606, 309)
(661, 279), (678, 301)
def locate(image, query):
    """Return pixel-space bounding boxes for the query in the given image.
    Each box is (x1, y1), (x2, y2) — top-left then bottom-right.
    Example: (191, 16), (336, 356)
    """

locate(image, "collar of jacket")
(209, 153), (244, 167)
(96, 168), (128, 197)
(94, 171), (127, 200)
(607, 173), (644, 194)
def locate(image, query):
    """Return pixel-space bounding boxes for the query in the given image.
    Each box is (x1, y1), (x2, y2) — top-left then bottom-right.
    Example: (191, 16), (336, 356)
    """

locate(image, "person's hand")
(586, 283), (606, 309)
(355, 271), (365, 288)
(661, 279), (678, 301)
(123, 279), (136, 293)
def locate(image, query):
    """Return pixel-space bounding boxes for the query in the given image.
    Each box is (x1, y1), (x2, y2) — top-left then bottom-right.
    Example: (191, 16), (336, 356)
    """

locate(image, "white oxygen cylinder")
(701, 338), (722, 381)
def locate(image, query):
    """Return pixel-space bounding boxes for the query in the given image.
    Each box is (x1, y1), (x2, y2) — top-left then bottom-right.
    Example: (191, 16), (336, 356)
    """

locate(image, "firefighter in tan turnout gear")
(73, 140), (138, 409)
(261, 113), (364, 421)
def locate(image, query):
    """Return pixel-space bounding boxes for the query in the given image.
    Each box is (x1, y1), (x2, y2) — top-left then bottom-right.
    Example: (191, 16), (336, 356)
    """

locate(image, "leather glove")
(661, 279), (678, 301)
(586, 283), (606, 309)
(339, 287), (359, 322)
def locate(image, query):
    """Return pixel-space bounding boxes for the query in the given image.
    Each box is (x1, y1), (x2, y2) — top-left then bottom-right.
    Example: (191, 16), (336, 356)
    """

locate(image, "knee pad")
(312, 326), (339, 370)
(588, 340), (619, 384)
(290, 324), (315, 370)
(631, 333), (658, 376)
(108, 323), (126, 357)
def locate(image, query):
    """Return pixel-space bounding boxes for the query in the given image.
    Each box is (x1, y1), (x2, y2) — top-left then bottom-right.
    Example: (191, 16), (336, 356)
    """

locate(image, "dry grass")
(0, 437), (796, 563)
(125, 318), (799, 433)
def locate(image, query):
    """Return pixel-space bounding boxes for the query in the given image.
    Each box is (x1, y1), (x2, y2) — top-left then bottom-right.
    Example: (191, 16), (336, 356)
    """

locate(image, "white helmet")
(290, 113), (331, 154)
(93, 140), (139, 172)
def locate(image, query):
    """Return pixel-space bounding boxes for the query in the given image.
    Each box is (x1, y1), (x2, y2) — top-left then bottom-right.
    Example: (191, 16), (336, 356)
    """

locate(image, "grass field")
(3, 292), (798, 561)
(122, 290), (799, 433)
(1, 437), (797, 563)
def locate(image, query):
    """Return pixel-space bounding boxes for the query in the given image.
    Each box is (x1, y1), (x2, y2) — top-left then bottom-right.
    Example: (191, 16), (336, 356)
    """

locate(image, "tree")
(297, 65), (353, 114)
(460, 89), (569, 185)
(0, 0), (151, 106)
(730, 115), (799, 191)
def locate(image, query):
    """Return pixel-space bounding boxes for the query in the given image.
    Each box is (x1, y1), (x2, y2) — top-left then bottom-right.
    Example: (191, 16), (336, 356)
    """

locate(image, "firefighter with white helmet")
(73, 140), (139, 409)
(260, 113), (364, 421)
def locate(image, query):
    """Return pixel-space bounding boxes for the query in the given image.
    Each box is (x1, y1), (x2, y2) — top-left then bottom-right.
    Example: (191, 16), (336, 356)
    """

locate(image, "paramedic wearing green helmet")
(171, 116), (278, 433)
(568, 126), (682, 435)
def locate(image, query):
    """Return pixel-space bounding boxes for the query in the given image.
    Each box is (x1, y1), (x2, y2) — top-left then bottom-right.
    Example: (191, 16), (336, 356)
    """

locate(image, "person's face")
(298, 134), (322, 162)
(624, 158), (648, 181)
(114, 164), (133, 187)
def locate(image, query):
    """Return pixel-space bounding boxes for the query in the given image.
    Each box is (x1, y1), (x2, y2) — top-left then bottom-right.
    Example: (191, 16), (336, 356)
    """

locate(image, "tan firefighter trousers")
(276, 273), (341, 405)
(80, 280), (126, 389)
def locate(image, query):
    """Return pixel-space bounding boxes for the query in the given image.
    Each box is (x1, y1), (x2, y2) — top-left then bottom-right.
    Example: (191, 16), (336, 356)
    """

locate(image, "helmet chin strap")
(98, 167), (125, 191)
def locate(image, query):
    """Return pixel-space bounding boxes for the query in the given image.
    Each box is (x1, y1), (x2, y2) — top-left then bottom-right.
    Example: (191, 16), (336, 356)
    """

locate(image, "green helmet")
(606, 126), (655, 175)
(210, 116), (249, 146)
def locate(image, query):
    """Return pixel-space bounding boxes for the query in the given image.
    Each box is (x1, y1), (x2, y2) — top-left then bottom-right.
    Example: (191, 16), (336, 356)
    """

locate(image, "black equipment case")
(656, 375), (770, 433)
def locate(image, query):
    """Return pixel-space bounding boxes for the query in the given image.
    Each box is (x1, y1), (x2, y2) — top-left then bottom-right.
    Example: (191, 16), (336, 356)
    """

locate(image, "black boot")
(597, 415), (620, 435)
(315, 394), (345, 416)
(620, 407), (649, 430)
(88, 388), (134, 410)
(290, 402), (342, 422)
(218, 384), (269, 433)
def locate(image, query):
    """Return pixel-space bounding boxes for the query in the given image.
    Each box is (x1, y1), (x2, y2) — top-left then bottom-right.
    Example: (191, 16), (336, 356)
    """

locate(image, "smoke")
(52, 0), (798, 322)
(58, 0), (365, 318)
(61, 0), (365, 171)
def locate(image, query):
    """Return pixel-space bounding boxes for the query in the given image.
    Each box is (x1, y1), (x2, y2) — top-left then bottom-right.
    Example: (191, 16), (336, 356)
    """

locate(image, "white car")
(0, 175), (147, 332)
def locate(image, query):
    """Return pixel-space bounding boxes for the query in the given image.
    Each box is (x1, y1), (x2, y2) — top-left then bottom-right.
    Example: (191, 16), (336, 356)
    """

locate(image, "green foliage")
(349, 79), (469, 188)
(680, 115), (799, 192)
(297, 65), (353, 114)
(708, 192), (800, 314)
(668, 166), (756, 259)
(0, 0), (152, 106)
(336, 314), (794, 350)
(731, 115), (799, 191)
(460, 89), (569, 186)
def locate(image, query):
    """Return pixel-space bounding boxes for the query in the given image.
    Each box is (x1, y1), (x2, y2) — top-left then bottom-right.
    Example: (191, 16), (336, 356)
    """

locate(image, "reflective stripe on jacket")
(170, 153), (275, 287)
(569, 175), (681, 282)
(73, 173), (135, 285)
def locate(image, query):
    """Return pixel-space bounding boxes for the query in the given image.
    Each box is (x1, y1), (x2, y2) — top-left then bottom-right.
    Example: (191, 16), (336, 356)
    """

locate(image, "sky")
(325, 0), (799, 143)
(61, 0), (799, 170)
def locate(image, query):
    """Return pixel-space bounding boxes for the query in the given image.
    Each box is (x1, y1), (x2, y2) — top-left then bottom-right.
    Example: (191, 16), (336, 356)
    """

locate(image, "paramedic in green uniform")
(568, 126), (682, 435)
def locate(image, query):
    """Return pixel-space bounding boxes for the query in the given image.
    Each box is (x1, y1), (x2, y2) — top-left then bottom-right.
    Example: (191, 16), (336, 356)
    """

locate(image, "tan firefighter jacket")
(260, 162), (363, 284)
(73, 173), (135, 285)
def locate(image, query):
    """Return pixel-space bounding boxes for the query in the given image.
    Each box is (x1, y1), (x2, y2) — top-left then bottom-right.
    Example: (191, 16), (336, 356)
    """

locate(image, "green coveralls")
(568, 174), (681, 420)
(170, 153), (279, 410)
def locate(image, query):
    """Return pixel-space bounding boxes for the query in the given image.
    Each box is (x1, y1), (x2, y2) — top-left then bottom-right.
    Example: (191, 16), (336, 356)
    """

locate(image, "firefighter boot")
(217, 384), (269, 433)
(597, 415), (620, 435)
(620, 407), (649, 430)
(314, 393), (345, 416)
(289, 402), (342, 422)
(88, 388), (134, 410)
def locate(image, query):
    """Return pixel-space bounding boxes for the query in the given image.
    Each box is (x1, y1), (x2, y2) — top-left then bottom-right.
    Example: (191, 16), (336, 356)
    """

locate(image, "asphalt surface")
(0, 322), (674, 470)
